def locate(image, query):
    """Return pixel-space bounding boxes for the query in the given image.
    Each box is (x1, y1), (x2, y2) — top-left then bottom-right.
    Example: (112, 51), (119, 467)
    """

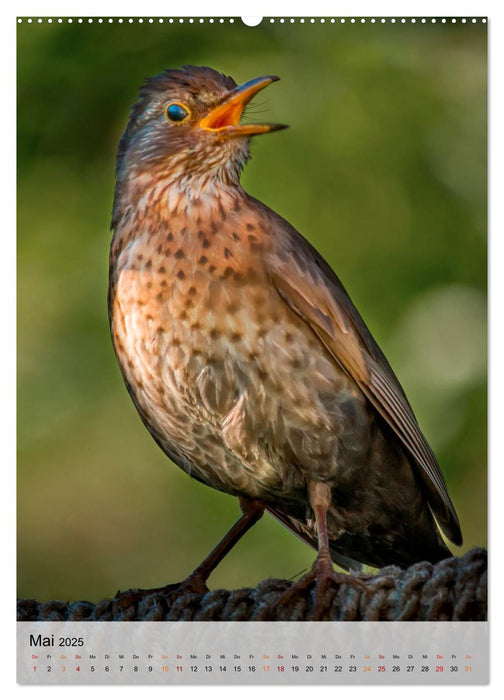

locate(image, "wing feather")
(266, 217), (462, 546)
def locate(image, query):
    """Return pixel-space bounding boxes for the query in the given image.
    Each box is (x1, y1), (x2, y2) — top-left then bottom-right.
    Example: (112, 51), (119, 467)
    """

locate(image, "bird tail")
(266, 505), (453, 571)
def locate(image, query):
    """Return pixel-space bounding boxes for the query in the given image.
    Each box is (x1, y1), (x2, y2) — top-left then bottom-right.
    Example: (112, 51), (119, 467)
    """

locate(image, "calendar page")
(16, 13), (488, 685)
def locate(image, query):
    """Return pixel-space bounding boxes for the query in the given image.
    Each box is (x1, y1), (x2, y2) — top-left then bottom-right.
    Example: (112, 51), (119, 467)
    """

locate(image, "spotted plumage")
(109, 66), (462, 588)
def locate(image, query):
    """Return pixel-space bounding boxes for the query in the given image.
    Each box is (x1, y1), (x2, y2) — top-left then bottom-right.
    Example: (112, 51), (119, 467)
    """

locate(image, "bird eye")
(165, 102), (191, 123)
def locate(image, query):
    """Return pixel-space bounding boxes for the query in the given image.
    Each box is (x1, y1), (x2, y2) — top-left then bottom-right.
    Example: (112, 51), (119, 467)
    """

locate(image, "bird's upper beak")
(199, 75), (287, 137)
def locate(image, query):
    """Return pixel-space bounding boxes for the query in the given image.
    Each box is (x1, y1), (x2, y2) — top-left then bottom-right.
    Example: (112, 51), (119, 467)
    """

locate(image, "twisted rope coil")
(17, 547), (486, 622)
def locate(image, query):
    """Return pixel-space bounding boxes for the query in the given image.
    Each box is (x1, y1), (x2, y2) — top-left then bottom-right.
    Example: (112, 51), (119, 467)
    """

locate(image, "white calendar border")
(4, 0), (500, 697)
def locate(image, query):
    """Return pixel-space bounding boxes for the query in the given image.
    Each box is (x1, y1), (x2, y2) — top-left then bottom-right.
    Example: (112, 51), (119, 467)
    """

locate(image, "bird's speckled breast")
(109, 191), (370, 505)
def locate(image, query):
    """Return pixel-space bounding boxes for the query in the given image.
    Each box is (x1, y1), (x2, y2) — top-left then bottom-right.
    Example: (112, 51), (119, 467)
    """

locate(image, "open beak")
(199, 75), (288, 137)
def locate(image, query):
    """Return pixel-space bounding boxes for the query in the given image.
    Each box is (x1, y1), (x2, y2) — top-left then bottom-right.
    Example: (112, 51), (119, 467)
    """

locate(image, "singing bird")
(109, 66), (462, 608)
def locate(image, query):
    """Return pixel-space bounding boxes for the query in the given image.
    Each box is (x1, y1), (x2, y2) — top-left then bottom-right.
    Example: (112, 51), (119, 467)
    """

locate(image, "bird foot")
(115, 571), (209, 609)
(264, 556), (368, 621)
(141, 571), (210, 602)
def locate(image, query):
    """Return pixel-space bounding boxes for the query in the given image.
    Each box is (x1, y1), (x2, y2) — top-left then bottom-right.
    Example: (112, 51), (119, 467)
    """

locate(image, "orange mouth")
(199, 75), (287, 137)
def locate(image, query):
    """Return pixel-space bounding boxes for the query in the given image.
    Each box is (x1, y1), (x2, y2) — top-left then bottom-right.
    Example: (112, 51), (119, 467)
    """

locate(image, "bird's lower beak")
(199, 75), (287, 137)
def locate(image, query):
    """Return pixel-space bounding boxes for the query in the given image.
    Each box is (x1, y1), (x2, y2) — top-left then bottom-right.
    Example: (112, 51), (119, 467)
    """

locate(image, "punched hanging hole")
(241, 17), (263, 27)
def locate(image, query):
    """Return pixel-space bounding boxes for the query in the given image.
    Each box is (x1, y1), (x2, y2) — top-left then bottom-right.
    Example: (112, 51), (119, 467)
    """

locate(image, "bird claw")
(115, 572), (209, 610)
(263, 558), (368, 621)
(311, 566), (368, 620)
(144, 572), (210, 602)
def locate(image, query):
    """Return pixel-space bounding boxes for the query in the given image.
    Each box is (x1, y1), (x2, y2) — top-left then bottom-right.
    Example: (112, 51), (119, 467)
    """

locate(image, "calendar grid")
(18, 621), (488, 684)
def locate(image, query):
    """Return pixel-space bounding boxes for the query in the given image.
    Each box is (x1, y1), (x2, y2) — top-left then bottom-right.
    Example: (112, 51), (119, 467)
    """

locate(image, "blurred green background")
(17, 18), (487, 601)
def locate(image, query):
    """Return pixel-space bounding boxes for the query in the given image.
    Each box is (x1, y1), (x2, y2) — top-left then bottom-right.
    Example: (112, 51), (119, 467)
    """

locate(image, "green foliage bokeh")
(17, 18), (486, 600)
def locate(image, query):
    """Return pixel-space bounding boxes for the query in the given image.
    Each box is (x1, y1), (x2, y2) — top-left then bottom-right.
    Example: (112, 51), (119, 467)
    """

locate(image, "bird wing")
(266, 215), (462, 546)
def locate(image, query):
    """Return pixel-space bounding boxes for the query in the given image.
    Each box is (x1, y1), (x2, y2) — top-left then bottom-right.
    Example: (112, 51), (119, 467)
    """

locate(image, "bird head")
(115, 65), (286, 191)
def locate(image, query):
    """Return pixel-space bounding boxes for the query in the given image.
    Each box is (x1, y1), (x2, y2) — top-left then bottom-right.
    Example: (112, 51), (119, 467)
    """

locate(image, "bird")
(108, 65), (462, 615)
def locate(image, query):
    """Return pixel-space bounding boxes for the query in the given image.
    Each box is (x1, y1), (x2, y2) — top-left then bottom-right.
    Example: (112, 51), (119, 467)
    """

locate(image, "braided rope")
(17, 547), (487, 622)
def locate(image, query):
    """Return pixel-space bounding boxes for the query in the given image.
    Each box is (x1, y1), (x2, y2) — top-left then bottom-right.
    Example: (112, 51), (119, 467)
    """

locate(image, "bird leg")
(269, 481), (366, 620)
(308, 480), (334, 580)
(184, 495), (265, 591)
(132, 495), (265, 600)
(309, 481), (354, 619)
